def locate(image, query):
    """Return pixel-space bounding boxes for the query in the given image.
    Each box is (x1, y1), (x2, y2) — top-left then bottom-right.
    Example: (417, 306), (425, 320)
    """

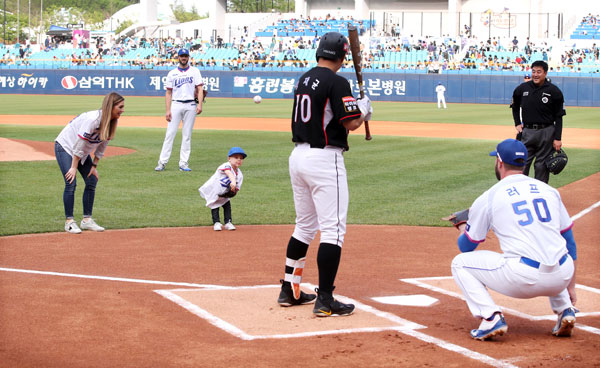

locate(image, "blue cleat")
(179, 163), (192, 172)
(552, 307), (577, 337)
(470, 312), (508, 340)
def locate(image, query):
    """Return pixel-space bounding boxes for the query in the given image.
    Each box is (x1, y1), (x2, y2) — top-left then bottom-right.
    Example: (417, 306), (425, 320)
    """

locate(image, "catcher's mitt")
(441, 209), (469, 229)
(219, 188), (237, 198)
(546, 149), (568, 175)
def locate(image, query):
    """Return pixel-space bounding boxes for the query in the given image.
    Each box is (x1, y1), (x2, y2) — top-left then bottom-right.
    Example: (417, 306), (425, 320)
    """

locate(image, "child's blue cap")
(489, 139), (527, 166)
(228, 147), (246, 158)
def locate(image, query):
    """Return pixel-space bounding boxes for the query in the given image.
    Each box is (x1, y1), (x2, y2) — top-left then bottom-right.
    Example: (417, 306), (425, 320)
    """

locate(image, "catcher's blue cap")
(178, 48), (190, 56)
(489, 139), (527, 166)
(228, 147), (247, 158)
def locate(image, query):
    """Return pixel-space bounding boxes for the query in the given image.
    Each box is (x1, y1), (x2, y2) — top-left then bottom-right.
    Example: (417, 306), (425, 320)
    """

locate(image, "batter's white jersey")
(198, 162), (243, 209)
(465, 174), (572, 265)
(165, 66), (202, 100)
(55, 110), (109, 161)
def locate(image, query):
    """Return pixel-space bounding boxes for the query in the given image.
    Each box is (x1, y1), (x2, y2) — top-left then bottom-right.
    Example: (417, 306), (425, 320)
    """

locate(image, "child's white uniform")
(199, 162), (243, 209)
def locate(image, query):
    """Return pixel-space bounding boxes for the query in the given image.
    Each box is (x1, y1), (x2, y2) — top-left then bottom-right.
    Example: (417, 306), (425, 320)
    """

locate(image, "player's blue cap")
(178, 48), (190, 56)
(524, 73), (531, 78)
(228, 147), (247, 158)
(489, 139), (527, 166)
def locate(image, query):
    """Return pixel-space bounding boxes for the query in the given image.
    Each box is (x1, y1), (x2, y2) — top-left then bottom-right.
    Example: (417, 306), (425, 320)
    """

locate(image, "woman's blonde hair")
(98, 92), (124, 141)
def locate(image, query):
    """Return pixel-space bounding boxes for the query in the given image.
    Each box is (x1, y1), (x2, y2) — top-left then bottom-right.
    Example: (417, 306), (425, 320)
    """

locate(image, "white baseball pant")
(289, 143), (348, 247)
(451, 250), (574, 319)
(158, 101), (197, 167)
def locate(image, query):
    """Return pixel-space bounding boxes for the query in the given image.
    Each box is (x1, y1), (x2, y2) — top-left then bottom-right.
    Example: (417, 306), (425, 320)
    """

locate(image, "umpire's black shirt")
(511, 79), (566, 140)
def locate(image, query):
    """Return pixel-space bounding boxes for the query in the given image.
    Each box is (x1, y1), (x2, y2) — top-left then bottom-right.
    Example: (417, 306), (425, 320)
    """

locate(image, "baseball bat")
(347, 26), (372, 141)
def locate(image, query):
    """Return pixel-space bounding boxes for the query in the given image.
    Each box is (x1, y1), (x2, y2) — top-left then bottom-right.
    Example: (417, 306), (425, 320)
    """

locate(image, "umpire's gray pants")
(522, 125), (555, 183)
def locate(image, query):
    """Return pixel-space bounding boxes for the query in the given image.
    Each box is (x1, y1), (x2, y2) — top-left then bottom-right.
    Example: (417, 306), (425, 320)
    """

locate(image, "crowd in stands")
(0, 15), (599, 74)
(571, 13), (599, 39)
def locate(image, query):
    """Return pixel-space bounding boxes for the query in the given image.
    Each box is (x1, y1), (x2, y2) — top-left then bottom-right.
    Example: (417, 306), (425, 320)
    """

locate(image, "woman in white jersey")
(54, 92), (125, 234)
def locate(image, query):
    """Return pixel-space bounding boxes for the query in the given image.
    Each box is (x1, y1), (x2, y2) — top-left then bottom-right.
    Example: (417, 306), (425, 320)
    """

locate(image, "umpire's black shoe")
(277, 279), (316, 307)
(313, 287), (355, 317)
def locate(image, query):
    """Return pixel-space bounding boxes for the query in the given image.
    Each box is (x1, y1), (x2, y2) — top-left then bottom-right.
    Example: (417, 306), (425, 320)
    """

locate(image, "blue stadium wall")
(1, 69), (598, 106)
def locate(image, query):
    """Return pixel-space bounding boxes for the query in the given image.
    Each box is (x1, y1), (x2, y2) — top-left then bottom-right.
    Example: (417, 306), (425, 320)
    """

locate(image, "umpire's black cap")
(316, 32), (349, 62)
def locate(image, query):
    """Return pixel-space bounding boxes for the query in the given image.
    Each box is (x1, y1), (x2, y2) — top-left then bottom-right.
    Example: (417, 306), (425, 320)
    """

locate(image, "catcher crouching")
(199, 147), (246, 231)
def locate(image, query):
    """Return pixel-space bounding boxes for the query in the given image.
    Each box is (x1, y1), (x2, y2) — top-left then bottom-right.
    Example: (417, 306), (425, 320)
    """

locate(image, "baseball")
(253, 95), (262, 104)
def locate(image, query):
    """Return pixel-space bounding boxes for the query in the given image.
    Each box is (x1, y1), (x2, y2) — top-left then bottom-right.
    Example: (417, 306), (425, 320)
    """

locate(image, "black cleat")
(277, 279), (316, 307)
(312, 287), (355, 317)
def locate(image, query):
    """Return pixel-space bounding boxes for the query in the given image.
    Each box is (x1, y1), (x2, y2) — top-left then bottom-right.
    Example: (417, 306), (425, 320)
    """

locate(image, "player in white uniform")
(435, 82), (447, 109)
(451, 139), (578, 340)
(155, 48), (203, 172)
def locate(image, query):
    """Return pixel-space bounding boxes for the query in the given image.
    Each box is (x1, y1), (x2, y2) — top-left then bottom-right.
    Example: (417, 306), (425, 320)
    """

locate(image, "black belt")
(520, 254), (568, 269)
(524, 123), (551, 129)
(174, 99), (195, 103)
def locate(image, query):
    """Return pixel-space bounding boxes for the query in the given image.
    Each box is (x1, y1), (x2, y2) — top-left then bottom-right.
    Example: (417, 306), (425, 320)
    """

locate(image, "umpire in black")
(511, 60), (566, 183)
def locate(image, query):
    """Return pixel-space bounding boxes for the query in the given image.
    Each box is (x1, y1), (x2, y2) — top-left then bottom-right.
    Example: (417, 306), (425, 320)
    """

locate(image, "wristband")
(91, 163), (98, 167)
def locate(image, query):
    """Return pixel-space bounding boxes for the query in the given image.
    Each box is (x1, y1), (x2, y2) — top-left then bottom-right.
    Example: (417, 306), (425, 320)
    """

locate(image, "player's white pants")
(158, 101), (197, 167)
(451, 250), (574, 319)
(437, 95), (446, 109)
(289, 143), (348, 247)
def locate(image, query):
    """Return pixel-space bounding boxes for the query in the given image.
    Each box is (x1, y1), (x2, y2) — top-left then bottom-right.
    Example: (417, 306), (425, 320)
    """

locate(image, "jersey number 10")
(512, 198), (552, 226)
(294, 95), (312, 123)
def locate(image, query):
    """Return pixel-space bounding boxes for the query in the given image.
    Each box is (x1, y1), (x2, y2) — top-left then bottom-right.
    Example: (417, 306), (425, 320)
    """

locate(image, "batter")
(276, 32), (373, 317)
(155, 48), (203, 172)
(451, 139), (578, 340)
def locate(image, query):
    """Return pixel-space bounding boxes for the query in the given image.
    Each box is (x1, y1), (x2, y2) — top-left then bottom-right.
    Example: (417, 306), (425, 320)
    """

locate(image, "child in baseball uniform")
(198, 147), (246, 231)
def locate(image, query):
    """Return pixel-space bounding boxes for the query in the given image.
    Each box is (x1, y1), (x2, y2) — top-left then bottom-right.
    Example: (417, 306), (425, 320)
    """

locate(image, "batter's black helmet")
(546, 149), (568, 175)
(316, 32), (349, 61)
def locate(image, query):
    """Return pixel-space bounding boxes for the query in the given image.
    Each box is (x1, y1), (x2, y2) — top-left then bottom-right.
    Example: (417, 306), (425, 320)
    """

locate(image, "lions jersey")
(465, 174), (573, 265)
(291, 67), (361, 150)
(165, 65), (203, 100)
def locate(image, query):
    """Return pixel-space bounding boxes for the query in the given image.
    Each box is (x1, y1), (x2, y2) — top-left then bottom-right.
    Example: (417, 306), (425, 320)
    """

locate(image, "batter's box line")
(155, 284), (521, 368)
(401, 276), (600, 335)
(154, 283), (425, 341)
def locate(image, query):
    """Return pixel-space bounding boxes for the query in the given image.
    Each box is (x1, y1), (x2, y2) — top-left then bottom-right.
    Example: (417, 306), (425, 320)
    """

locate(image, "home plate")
(372, 294), (439, 307)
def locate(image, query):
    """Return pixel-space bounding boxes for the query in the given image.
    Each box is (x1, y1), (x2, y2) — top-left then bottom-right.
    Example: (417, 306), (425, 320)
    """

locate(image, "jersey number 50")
(512, 199), (552, 226)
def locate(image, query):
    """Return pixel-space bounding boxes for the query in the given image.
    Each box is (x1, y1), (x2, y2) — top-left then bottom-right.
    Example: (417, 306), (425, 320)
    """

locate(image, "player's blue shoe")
(179, 164), (192, 172)
(552, 307), (577, 337)
(470, 312), (507, 340)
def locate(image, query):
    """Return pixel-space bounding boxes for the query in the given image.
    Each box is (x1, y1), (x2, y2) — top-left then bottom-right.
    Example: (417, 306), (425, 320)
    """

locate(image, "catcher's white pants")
(437, 95), (446, 109)
(158, 101), (197, 167)
(451, 250), (574, 319)
(289, 143), (348, 247)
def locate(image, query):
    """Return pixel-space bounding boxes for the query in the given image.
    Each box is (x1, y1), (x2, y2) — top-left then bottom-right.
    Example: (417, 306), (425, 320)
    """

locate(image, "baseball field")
(0, 94), (599, 367)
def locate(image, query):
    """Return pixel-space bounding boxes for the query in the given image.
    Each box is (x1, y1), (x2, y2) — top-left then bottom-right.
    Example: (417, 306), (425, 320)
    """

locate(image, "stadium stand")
(1, 13), (598, 75)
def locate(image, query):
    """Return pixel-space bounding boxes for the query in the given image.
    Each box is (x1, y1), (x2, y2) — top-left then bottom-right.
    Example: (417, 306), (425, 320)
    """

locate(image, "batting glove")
(357, 95), (373, 121)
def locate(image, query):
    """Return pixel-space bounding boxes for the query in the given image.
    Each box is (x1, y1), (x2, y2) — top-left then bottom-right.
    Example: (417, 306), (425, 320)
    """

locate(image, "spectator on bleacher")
(511, 36), (519, 52)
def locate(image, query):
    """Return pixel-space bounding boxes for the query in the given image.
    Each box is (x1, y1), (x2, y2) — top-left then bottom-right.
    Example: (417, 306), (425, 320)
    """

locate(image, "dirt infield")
(1, 116), (599, 367)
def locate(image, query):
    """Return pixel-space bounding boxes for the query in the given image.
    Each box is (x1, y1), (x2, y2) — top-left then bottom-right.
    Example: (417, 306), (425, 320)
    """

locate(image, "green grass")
(0, 95), (598, 128)
(0, 94), (599, 235)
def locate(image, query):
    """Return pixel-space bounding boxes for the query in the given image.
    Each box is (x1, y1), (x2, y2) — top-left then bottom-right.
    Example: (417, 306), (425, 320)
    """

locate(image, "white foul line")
(571, 200), (600, 222)
(0, 267), (227, 289)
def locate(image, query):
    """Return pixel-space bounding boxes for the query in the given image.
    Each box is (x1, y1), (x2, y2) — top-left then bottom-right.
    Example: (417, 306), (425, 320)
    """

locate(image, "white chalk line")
(401, 276), (600, 335)
(156, 282), (518, 368)
(570, 200), (600, 222)
(0, 267), (228, 289)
